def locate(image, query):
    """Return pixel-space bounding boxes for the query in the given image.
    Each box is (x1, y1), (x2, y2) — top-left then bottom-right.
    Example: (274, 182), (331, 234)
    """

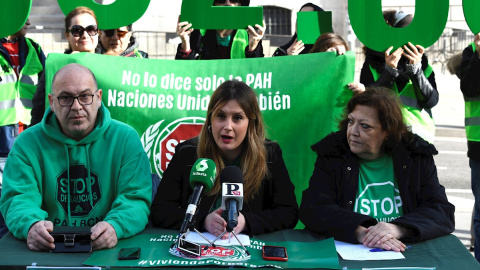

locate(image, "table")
(0, 228), (478, 270)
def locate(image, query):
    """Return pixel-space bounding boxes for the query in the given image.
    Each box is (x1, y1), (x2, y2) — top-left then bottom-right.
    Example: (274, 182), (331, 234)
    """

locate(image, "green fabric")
(369, 64), (435, 142)
(0, 38), (43, 126)
(355, 154), (403, 222)
(0, 228), (478, 269)
(83, 231), (340, 269)
(199, 29), (248, 59)
(0, 105), (152, 240)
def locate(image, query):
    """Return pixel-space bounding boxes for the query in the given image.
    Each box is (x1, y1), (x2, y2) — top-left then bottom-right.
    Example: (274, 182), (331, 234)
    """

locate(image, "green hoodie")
(0, 105), (152, 240)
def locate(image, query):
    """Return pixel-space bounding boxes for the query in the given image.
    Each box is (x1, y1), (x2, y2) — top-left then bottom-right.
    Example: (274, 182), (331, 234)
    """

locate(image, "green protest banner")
(297, 11), (333, 44)
(0, 0), (31, 38)
(180, 0), (263, 30)
(83, 232), (340, 269)
(464, 0), (480, 34)
(348, 0), (449, 52)
(57, 0), (150, 30)
(44, 52), (355, 217)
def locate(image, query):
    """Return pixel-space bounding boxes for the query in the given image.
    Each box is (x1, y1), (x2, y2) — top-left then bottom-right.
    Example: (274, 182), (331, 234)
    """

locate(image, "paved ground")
(430, 65), (474, 255)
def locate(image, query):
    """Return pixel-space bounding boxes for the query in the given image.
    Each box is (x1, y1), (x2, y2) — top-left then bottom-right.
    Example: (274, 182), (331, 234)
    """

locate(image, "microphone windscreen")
(189, 158), (217, 192)
(220, 166), (243, 184)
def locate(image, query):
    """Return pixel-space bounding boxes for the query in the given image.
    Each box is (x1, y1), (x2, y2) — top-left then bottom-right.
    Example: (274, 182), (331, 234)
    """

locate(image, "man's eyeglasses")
(53, 91), (98, 107)
(68, 25), (98, 37)
(103, 29), (129, 38)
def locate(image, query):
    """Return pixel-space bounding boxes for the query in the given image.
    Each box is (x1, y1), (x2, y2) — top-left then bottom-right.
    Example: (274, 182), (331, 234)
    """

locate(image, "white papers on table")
(334, 240), (405, 261)
(185, 231), (250, 246)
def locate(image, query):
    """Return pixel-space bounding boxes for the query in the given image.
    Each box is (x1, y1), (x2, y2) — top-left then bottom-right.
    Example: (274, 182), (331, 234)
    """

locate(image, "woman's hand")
(402, 42), (424, 65)
(385, 46), (404, 69)
(204, 208), (227, 237)
(177, 18), (194, 52)
(475, 33), (480, 58)
(348, 82), (366, 94)
(247, 22), (266, 52)
(356, 223), (408, 252)
(287, 39), (305, 55)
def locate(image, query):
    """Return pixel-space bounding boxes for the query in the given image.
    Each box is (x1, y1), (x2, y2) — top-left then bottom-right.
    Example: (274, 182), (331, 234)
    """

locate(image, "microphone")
(179, 158), (217, 234)
(220, 166), (244, 232)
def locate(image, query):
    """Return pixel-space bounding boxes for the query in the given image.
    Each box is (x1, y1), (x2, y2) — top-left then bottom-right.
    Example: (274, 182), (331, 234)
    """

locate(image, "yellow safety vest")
(0, 38), (43, 126)
(465, 43), (480, 142)
(369, 64), (436, 143)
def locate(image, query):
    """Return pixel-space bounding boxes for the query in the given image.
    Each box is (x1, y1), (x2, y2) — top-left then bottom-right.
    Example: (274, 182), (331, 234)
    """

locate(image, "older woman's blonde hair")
(197, 80), (268, 201)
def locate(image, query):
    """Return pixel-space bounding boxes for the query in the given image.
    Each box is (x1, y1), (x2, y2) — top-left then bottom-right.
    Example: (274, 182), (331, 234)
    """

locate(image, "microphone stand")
(172, 221), (215, 251)
(210, 224), (250, 256)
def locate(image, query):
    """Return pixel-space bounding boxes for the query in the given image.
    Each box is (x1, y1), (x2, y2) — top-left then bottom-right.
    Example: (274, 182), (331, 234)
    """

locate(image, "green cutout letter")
(297, 11), (333, 45)
(57, 0), (150, 30)
(348, 0), (448, 52)
(464, 0), (480, 34)
(180, 0), (263, 30)
(0, 0), (31, 38)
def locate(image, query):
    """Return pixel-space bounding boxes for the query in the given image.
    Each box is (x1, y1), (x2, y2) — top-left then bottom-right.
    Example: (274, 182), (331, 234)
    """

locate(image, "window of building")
(263, 6), (292, 36)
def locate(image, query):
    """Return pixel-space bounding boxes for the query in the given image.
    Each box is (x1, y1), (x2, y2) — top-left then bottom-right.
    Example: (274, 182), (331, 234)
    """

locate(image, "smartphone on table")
(118, 247), (141, 260)
(262, 245), (288, 262)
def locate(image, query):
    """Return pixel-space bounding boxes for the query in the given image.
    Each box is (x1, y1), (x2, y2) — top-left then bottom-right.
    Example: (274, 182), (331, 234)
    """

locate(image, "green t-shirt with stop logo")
(353, 154), (403, 222)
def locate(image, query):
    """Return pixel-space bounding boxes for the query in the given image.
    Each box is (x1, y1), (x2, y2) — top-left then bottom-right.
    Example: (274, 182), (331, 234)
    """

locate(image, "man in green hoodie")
(0, 63), (152, 251)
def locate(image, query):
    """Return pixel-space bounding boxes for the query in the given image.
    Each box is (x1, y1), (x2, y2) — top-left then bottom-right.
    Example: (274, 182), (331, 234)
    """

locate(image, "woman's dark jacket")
(299, 131), (455, 244)
(150, 138), (298, 235)
(175, 29), (263, 60)
(360, 47), (439, 109)
(457, 45), (480, 159)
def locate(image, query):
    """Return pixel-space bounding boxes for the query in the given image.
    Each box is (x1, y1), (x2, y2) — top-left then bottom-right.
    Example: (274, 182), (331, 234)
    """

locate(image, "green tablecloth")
(0, 228), (478, 270)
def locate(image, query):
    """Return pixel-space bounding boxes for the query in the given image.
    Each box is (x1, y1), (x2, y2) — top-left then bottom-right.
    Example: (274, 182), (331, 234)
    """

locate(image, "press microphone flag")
(220, 166), (244, 232)
(180, 158), (217, 233)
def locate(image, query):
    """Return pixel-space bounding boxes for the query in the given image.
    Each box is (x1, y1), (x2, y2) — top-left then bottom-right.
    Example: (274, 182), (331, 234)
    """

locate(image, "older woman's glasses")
(68, 25), (98, 37)
(53, 93), (97, 107)
(104, 29), (129, 38)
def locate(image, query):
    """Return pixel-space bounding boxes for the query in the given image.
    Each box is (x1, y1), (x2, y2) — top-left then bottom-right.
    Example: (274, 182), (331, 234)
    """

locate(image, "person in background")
(0, 18), (46, 239)
(30, 6), (100, 127)
(300, 87), (454, 251)
(449, 33), (480, 262)
(175, 0), (265, 60)
(150, 80), (298, 237)
(309, 32), (349, 55)
(98, 24), (148, 58)
(0, 63), (151, 251)
(349, 10), (438, 143)
(272, 3), (325, 57)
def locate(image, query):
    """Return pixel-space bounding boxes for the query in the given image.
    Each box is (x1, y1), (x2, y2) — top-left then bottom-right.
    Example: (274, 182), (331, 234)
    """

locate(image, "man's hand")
(247, 21), (266, 52)
(385, 46), (404, 69)
(27, 220), (55, 251)
(204, 208), (227, 237)
(402, 42), (424, 65)
(177, 16), (194, 52)
(287, 39), (305, 55)
(91, 221), (118, 250)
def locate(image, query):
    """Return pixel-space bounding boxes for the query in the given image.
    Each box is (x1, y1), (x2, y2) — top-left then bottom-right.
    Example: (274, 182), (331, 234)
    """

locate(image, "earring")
(208, 125), (212, 132)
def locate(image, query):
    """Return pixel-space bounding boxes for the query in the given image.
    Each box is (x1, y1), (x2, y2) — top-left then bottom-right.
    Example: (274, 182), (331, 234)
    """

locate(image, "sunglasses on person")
(103, 29), (129, 38)
(213, 0), (240, 4)
(68, 25), (98, 37)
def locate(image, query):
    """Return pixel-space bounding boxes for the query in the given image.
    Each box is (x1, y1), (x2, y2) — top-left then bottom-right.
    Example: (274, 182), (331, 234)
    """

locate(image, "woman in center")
(150, 80), (298, 237)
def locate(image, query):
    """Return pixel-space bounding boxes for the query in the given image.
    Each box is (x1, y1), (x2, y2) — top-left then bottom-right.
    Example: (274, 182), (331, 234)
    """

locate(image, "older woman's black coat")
(299, 131), (454, 244)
